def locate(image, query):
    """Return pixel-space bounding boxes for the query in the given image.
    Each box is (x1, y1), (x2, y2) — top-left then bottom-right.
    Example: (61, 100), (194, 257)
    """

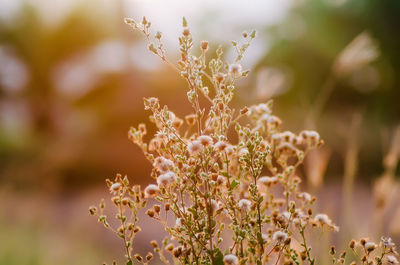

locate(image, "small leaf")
(215, 249), (224, 265)
(182, 17), (188, 27)
(230, 180), (239, 189)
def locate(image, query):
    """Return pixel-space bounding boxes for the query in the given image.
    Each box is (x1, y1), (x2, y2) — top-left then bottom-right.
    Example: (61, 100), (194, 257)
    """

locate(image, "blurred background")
(0, 0), (399, 264)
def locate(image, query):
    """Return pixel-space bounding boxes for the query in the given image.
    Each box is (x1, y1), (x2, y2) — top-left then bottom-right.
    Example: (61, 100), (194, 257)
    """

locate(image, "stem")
(300, 226), (314, 265)
(118, 190), (132, 261)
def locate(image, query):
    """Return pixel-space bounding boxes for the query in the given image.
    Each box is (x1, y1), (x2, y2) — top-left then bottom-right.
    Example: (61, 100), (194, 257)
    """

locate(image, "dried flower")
(238, 199), (252, 211)
(198, 135), (213, 146)
(188, 140), (204, 155)
(229, 63), (242, 75)
(110, 182), (121, 192)
(144, 184), (159, 198)
(273, 231), (288, 243)
(365, 242), (377, 252)
(157, 172), (177, 187)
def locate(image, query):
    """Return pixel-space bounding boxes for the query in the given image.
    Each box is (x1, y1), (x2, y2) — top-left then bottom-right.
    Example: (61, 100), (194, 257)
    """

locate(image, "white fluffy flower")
(365, 242), (377, 252)
(188, 140), (203, 155)
(216, 175), (226, 185)
(272, 231), (288, 242)
(223, 254), (239, 265)
(314, 213), (332, 225)
(387, 255), (399, 264)
(229, 63), (242, 74)
(110, 182), (121, 192)
(297, 192), (312, 202)
(144, 184), (159, 198)
(259, 176), (278, 186)
(153, 156), (174, 173)
(198, 135), (213, 146)
(238, 199), (251, 211)
(214, 141), (228, 152)
(157, 171), (177, 187)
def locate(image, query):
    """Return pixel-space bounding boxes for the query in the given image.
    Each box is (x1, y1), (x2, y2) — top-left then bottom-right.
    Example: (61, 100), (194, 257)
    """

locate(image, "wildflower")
(314, 213), (331, 225)
(387, 255), (399, 264)
(182, 28), (190, 37)
(297, 192), (312, 202)
(153, 156), (174, 173)
(259, 176), (278, 186)
(272, 231), (288, 243)
(381, 237), (395, 247)
(110, 182), (121, 192)
(157, 172), (177, 187)
(200, 40), (209, 51)
(300, 130), (321, 144)
(188, 140), (204, 155)
(198, 135), (213, 146)
(173, 246), (183, 257)
(280, 131), (296, 143)
(229, 63), (242, 75)
(216, 175), (225, 185)
(223, 254), (239, 265)
(238, 199), (251, 211)
(215, 73), (226, 83)
(239, 147), (249, 156)
(144, 97), (159, 110)
(257, 103), (272, 114)
(364, 242), (377, 253)
(214, 141), (228, 152)
(277, 142), (297, 155)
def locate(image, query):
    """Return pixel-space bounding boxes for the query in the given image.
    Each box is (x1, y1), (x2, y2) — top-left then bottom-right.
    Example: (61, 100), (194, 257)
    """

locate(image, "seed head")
(365, 242), (377, 253)
(229, 64), (242, 75)
(110, 182), (121, 192)
(349, 240), (356, 249)
(201, 40), (209, 51)
(272, 231), (288, 243)
(182, 28), (190, 37)
(214, 141), (227, 152)
(89, 206), (97, 216)
(153, 156), (174, 173)
(198, 135), (213, 146)
(223, 254), (239, 265)
(150, 240), (158, 248)
(144, 184), (159, 198)
(188, 140), (204, 155)
(157, 172), (176, 188)
(259, 176), (278, 186)
(238, 199), (251, 211)
(146, 252), (154, 261)
(387, 255), (399, 264)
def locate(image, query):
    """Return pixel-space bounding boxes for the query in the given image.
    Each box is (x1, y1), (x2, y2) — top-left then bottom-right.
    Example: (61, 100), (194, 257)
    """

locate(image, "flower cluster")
(329, 237), (399, 265)
(90, 17), (398, 265)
